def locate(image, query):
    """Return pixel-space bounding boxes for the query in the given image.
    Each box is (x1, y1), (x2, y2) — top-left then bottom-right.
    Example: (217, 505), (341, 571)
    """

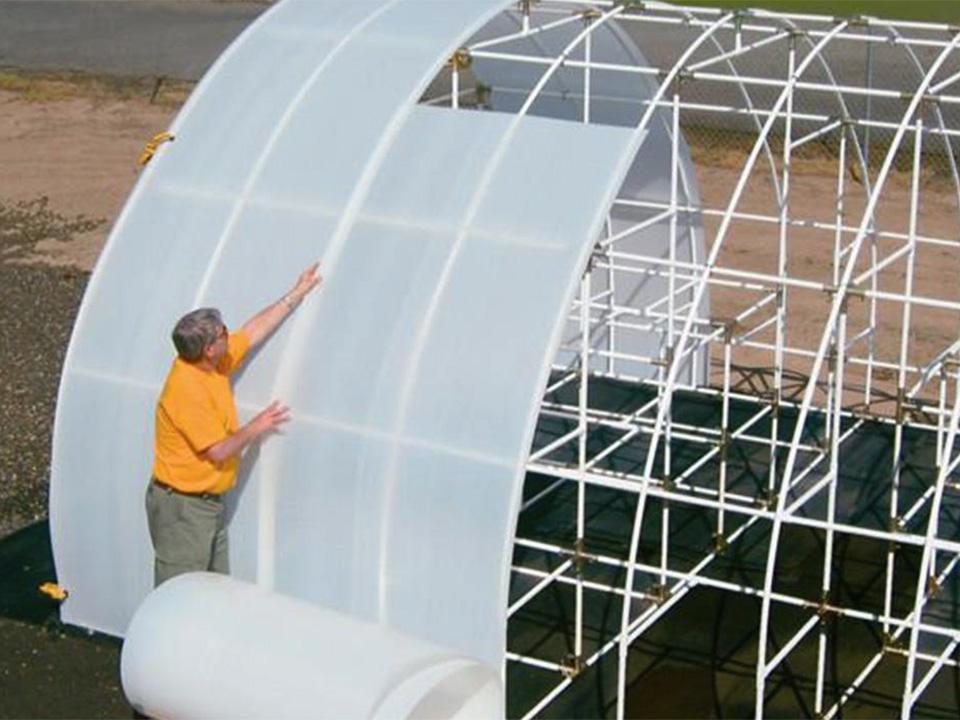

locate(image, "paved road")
(0, 1), (955, 134)
(0, 1), (267, 80)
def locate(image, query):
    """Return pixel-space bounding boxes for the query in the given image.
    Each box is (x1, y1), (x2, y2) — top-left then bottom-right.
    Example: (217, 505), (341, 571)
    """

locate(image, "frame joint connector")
(572, 537), (593, 576)
(883, 631), (905, 654)
(614, 1), (646, 13)
(648, 583), (669, 605)
(447, 48), (472, 71)
(888, 517), (903, 550)
(580, 7), (601, 23)
(662, 475), (675, 495)
(816, 591), (834, 624)
(712, 532), (728, 554)
(519, 0), (537, 17)
(761, 487), (778, 510)
(560, 653), (585, 679)
(895, 387), (908, 424)
(664, 345), (675, 368)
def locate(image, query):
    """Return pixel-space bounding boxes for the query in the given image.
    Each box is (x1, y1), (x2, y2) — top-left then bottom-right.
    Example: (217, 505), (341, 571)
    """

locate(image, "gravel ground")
(0, 207), (90, 538)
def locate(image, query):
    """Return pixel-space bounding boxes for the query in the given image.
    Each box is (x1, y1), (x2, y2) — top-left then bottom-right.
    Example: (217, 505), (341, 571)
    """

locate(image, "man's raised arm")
(242, 262), (322, 348)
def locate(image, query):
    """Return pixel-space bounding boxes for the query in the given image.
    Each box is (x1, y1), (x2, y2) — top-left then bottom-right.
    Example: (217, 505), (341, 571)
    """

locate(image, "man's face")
(202, 324), (228, 365)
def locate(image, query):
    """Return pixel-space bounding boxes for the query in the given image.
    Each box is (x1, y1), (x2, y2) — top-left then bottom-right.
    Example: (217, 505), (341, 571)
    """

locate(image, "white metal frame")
(429, 2), (960, 716)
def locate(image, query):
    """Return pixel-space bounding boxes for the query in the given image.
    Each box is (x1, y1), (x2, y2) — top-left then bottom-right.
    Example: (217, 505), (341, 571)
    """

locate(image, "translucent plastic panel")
(51, 0), (514, 638)
(201, 201), (339, 401)
(268, 106), (635, 664)
(251, 1), (520, 210)
(271, 423), (391, 620)
(67, 189), (232, 380)
(50, 1), (640, 674)
(159, 1), (383, 194)
(50, 373), (155, 631)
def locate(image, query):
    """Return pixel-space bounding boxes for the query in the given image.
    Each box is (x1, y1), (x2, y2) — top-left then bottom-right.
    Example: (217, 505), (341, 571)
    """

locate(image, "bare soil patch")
(0, 71), (188, 270)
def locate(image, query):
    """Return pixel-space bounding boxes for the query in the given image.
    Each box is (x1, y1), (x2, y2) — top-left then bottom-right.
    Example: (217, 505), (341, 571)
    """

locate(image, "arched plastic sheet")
(50, 0), (698, 669)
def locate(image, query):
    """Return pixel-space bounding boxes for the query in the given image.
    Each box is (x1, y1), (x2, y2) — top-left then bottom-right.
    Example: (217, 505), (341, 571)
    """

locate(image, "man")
(146, 262), (321, 586)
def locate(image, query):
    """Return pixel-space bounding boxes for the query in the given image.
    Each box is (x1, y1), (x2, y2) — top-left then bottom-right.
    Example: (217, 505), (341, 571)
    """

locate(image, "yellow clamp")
(447, 48), (472, 71)
(139, 131), (175, 166)
(39, 582), (68, 602)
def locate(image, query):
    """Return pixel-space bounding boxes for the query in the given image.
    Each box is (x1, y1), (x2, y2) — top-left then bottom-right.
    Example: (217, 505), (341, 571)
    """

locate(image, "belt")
(152, 478), (222, 501)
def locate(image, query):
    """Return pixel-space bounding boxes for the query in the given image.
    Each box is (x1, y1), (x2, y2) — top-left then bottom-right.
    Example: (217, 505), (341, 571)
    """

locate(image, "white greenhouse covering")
(50, 0), (704, 677)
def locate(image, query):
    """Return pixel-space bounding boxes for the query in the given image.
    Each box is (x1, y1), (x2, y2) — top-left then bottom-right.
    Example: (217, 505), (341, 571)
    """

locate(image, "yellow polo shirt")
(152, 330), (250, 495)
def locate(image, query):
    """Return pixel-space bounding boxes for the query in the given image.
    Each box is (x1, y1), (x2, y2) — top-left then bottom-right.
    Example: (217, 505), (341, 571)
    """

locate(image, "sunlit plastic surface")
(49, 0), (694, 674)
(121, 573), (503, 719)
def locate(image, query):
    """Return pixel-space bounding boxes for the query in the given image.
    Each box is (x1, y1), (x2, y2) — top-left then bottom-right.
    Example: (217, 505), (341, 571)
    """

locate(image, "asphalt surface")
(0, 1), (268, 80)
(0, 0), (956, 133)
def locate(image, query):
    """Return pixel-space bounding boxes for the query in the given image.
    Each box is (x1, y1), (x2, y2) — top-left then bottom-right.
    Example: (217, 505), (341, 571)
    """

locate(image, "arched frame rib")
(607, 15), (852, 718)
(612, 12), (738, 719)
(755, 27), (960, 718)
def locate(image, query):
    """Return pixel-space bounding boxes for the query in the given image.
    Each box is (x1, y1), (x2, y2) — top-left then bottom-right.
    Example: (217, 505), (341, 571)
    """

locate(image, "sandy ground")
(697, 158), (960, 411)
(0, 81), (183, 270)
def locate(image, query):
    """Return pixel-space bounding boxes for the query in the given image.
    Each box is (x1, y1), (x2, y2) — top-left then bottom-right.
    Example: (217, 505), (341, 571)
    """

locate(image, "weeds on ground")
(0, 69), (194, 107)
(0, 196), (105, 261)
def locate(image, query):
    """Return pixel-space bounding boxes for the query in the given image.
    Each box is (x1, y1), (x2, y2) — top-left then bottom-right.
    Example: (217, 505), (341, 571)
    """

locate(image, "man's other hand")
(200, 400), (289, 465)
(252, 400), (291, 436)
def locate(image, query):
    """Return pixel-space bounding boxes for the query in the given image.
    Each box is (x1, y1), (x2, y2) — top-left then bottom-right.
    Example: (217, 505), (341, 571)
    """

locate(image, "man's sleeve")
(162, 379), (228, 453)
(218, 330), (251, 375)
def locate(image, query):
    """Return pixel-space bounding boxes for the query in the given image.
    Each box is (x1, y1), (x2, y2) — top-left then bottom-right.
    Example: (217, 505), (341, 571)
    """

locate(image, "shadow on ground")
(0, 520), (131, 719)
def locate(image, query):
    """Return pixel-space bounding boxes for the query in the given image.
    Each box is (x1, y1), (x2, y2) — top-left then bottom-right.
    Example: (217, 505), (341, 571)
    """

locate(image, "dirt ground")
(0, 74), (188, 270)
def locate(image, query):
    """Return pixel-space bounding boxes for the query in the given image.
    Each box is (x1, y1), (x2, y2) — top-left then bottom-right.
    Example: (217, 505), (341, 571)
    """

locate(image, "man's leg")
(145, 482), (220, 586)
(209, 499), (229, 574)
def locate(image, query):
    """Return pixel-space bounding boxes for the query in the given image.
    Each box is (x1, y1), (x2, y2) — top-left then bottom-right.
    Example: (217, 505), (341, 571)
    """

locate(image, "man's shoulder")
(160, 360), (213, 404)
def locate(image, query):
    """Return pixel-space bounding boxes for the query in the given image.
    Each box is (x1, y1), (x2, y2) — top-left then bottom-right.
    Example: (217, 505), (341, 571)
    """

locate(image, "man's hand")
(242, 261), (323, 348)
(286, 262), (322, 306)
(200, 400), (290, 465)
(250, 400), (290, 436)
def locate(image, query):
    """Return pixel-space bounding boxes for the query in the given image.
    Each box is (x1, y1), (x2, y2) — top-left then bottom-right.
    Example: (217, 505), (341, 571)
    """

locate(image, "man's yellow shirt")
(152, 331), (250, 495)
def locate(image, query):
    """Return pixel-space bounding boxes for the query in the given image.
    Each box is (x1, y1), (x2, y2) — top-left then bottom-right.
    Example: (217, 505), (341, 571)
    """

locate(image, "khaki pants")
(145, 480), (228, 587)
